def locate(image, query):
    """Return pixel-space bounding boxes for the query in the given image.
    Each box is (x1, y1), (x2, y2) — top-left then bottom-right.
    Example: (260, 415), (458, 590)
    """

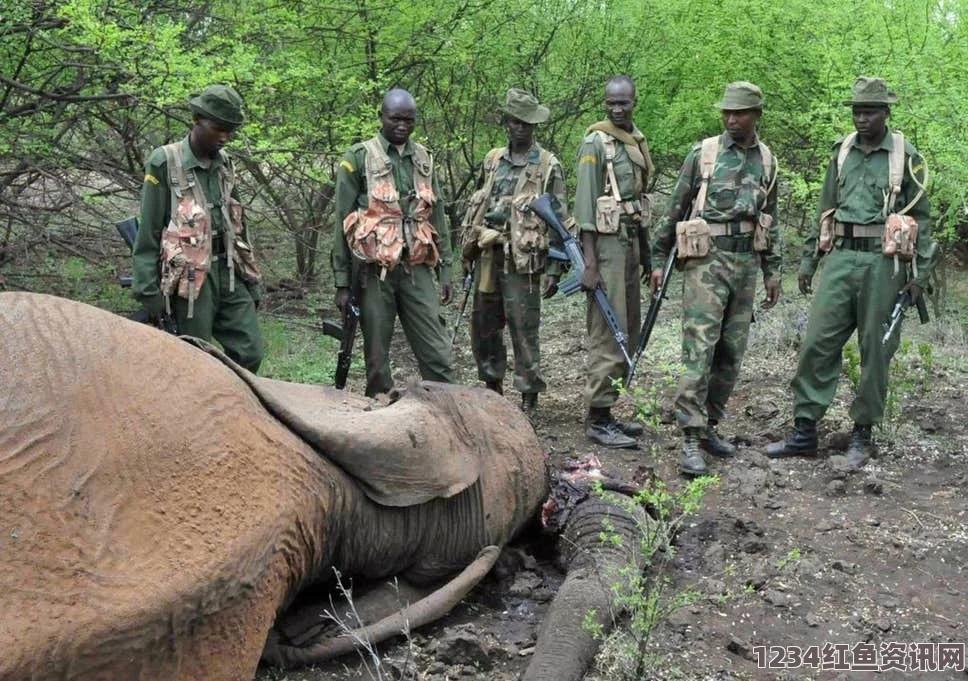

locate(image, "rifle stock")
(451, 262), (475, 347)
(530, 194), (633, 374)
(881, 288), (930, 346)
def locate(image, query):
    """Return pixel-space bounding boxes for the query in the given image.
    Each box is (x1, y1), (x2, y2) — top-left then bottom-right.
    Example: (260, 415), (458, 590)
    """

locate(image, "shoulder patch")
(339, 159), (355, 173)
(144, 173), (159, 185)
(579, 154), (597, 165)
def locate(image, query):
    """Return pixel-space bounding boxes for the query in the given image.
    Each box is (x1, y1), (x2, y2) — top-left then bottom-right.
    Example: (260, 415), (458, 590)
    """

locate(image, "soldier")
(460, 88), (567, 414)
(333, 88), (456, 397)
(574, 75), (655, 448)
(766, 77), (935, 468)
(651, 81), (781, 476)
(132, 84), (264, 373)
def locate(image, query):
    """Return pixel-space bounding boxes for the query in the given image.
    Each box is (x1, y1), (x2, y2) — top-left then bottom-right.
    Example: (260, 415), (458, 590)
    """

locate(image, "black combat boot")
(521, 392), (538, 416)
(701, 421), (737, 458)
(845, 423), (874, 469)
(765, 418), (818, 458)
(585, 407), (637, 449)
(680, 427), (707, 476)
(485, 380), (503, 395)
(614, 418), (644, 437)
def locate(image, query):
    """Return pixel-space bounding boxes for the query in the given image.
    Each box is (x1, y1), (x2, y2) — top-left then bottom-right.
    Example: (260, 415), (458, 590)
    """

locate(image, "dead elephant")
(0, 292), (651, 681)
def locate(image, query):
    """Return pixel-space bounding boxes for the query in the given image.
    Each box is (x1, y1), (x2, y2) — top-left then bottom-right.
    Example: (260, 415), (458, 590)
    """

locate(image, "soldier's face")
(504, 116), (535, 147)
(852, 106), (889, 139)
(722, 109), (760, 142)
(381, 102), (417, 145)
(192, 117), (237, 158)
(604, 82), (636, 130)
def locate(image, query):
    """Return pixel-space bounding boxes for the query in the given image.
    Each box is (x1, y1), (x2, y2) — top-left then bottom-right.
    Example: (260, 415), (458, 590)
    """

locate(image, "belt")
(713, 235), (753, 253)
(840, 237), (880, 252)
(707, 220), (754, 236)
(834, 222), (881, 238)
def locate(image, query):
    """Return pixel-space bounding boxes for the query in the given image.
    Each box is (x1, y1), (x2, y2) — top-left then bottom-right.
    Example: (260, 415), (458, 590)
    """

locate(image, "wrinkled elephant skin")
(0, 293), (547, 681)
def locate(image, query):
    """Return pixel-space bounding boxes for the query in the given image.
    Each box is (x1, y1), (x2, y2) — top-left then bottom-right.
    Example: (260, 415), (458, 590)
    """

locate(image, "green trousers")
(171, 257), (263, 373)
(470, 248), (545, 393)
(674, 248), (757, 429)
(792, 248), (906, 425)
(584, 228), (641, 409)
(360, 263), (455, 397)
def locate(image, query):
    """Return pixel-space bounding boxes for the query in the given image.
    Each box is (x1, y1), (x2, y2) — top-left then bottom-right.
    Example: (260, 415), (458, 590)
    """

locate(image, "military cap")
(714, 81), (764, 111)
(188, 84), (245, 127)
(843, 77), (897, 106)
(500, 88), (550, 125)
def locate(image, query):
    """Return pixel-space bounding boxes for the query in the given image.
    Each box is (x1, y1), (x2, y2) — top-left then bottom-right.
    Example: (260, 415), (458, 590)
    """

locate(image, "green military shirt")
(475, 144), (568, 277)
(652, 132), (781, 281)
(333, 133), (450, 288)
(800, 128), (934, 285)
(132, 135), (247, 304)
(574, 125), (652, 234)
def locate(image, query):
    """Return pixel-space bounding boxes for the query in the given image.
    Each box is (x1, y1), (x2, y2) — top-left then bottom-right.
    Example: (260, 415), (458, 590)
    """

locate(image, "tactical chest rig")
(343, 137), (439, 279)
(461, 146), (557, 273)
(159, 143), (261, 318)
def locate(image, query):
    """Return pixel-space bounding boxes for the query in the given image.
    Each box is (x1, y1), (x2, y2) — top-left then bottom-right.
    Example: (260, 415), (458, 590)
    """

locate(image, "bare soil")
(261, 277), (968, 681)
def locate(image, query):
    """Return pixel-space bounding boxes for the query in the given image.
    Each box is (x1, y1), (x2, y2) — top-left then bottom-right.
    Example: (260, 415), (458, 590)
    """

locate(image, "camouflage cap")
(500, 88), (550, 125)
(843, 76), (897, 107)
(714, 81), (764, 111)
(188, 84), (245, 127)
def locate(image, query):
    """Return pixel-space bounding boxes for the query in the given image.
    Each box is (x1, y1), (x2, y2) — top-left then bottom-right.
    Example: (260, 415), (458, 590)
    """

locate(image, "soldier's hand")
(903, 280), (923, 304)
(763, 278), (780, 309)
(440, 283), (453, 306)
(648, 268), (664, 293)
(580, 266), (603, 292)
(542, 275), (559, 299)
(335, 287), (351, 314)
(798, 274), (813, 295)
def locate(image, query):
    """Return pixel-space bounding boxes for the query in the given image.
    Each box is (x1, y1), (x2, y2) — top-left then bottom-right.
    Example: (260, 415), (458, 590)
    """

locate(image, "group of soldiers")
(132, 76), (937, 477)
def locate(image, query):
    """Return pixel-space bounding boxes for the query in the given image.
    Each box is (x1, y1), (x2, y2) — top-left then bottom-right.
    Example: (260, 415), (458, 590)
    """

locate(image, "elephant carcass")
(0, 292), (547, 681)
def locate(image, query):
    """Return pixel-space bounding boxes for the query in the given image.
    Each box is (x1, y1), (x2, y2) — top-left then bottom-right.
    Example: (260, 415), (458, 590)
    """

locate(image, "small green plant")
(775, 547), (802, 571)
(842, 341), (861, 391)
(587, 475), (719, 680)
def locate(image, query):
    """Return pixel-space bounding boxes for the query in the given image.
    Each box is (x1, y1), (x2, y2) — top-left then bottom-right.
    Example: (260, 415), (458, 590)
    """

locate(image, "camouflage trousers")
(360, 263), (455, 397)
(585, 227), (641, 409)
(470, 248), (545, 393)
(172, 256), (263, 373)
(792, 248), (906, 425)
(675, 247), (758, 429)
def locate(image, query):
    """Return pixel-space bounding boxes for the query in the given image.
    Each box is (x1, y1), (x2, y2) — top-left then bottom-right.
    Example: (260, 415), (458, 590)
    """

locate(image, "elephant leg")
(263, 545), (501, 668)
(523, 495), (655, 681)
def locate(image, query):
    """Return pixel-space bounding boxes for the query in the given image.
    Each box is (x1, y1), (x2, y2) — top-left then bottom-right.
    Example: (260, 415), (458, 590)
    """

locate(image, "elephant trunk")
(523, 494), (652, 681)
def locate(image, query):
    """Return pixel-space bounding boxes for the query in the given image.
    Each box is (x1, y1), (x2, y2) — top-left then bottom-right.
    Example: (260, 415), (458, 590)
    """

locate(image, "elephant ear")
(185, 339), (484, 506)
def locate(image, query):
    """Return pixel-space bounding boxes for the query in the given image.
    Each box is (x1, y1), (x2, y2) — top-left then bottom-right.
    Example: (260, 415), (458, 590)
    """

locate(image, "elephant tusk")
(268, 545), (501, 668)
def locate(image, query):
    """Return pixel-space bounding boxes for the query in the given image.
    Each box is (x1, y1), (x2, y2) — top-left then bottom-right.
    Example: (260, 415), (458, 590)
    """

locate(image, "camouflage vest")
(696, 135), (776, 213)
(158, 142), (261, 318)
(343, 137), (439, 274)
(463, 146), (556, 273)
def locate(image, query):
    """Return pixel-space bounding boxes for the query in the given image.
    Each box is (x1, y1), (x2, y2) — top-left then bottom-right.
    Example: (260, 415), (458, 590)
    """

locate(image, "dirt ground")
(262, 276), (968, 681)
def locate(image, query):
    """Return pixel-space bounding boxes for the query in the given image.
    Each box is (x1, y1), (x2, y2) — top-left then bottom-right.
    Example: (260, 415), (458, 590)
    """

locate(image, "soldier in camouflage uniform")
(767, 77), (936, 469)
(575, 75), (655, 448)
(132, 84), (264, 373)
(333, 89), (456, 397)
(461, 89), (568, 414)
(651, 82), (781, 476)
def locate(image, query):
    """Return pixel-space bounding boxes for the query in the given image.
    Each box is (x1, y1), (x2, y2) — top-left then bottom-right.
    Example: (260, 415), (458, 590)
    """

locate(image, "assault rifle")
(530, 194), (633, 375)
(626, 244), (677, 386)
(881, 288), (930, 346)
(333, 261), (363, 389)
(451, 261), (475, 347)
(115, 216), (178, 335)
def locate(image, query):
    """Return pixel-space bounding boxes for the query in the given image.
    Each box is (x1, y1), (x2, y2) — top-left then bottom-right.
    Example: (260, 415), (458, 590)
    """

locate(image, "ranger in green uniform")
(460, 89), (567, 414)
(132, 84), (264, 373)
(333, 88), (455, 397)
(652, 82), (781, 476)
(575, 75), (655, 448)
(767, 77), (935, 468)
